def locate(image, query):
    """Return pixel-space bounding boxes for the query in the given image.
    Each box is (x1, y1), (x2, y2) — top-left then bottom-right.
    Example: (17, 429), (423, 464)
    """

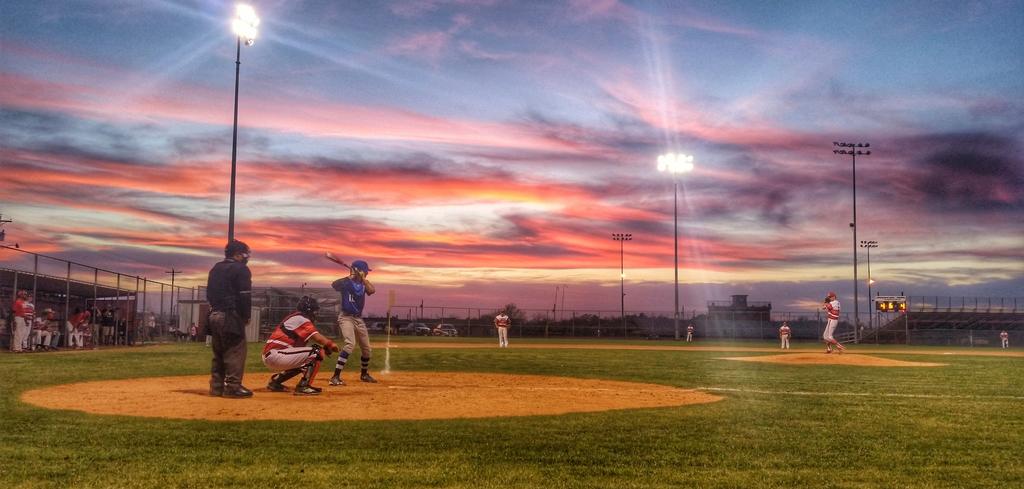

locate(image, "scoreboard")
(875, 295), (907, 312)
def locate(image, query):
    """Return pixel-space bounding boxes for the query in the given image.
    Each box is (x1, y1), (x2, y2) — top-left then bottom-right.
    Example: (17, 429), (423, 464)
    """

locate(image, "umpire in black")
(206, 239), (253, 398)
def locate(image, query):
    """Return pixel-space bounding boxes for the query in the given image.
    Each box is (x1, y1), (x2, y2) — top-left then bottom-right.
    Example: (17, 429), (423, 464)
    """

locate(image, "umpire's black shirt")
(206, 258), (252, 325)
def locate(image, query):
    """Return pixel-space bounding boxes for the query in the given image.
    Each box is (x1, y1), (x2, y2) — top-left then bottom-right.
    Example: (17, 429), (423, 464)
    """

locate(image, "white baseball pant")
(263, 346), (318, 372)
(12, 317), (30, 352)
(823, 318), (838, 343)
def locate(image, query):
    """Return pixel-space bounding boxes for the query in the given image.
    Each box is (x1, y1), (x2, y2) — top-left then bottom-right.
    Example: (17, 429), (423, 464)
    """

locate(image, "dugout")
(1, 267), (131, 349)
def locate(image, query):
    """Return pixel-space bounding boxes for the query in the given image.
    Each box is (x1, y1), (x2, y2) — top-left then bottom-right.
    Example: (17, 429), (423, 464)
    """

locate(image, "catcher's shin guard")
(301, 345), (323, 385)
(272, 367), (304, 385)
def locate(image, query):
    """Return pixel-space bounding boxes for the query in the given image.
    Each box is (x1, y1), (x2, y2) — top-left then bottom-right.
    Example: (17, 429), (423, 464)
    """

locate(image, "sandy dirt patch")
(21, 372), (720, 421)
(722, 353), (945, 367)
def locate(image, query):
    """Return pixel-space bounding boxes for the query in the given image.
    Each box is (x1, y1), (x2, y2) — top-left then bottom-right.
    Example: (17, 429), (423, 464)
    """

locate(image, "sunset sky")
(1, 0), (1022, 318)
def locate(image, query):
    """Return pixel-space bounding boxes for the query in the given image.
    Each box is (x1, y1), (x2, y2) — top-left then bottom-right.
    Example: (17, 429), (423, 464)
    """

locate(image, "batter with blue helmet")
(329, 260), (377, 385)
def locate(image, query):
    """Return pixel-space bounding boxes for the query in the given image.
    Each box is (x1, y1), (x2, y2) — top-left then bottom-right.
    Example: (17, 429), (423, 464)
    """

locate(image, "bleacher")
(863, 310), (1023, 346)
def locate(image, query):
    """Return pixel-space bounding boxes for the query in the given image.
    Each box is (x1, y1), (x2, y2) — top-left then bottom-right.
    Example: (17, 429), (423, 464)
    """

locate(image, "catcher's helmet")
(296, 295), (319, 317)
(224, 239), (250, 258)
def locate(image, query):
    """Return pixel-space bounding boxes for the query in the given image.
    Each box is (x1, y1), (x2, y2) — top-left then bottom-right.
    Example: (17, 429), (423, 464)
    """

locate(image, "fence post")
(116, 273), (122, 346)
(32, 254), (38, 307)
(92, 269), (98, 349)
(64, 262), (71, 348)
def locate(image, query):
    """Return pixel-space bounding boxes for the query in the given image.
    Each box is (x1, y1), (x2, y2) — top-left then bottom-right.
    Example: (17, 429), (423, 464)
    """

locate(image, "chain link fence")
(1, 246), (202, 350)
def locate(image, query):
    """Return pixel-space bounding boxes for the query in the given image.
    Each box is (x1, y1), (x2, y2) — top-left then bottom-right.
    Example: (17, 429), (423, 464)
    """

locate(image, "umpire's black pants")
(208, 311), (247, 390)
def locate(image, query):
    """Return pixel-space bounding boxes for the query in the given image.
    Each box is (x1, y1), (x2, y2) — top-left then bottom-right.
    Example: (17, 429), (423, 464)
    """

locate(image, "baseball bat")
(323, 251), (351, 270)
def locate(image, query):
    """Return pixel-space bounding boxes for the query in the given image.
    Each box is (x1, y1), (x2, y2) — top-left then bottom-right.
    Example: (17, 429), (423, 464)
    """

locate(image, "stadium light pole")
(227, 4), (260, 242)
(833, 141), (870, 343)
(658, 153), (695, 340)
(611, 233), (632, 337)
(861, 240), (878, 329)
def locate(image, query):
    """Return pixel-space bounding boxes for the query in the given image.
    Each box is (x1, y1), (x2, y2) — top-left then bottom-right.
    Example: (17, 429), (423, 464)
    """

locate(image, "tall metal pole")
(620, 239), (624, 336)
(852, 150), (858, 342)
(611, 233), (632, 337)
(866, 246), (871, 328)
(657, 153), (694, 341)
(861, 240), (878, 331)
(834, 142), (870, 343)
(228, 37), (241, 242)
(673, 180), (680, 341)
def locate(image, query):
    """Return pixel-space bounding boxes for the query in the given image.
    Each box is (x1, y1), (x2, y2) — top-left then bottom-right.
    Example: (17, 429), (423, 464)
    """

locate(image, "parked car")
(433, 324), (458, 337)
(397, 322), (432, 336)
(367, 322), (386, 333)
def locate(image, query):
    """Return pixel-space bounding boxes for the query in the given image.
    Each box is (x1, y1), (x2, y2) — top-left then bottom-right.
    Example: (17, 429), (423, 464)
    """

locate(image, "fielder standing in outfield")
(329, 260), (377, 386)
(686, 323), (695, 342)
(264, 296), (339, 395)
(494, 312), (510, 348)
(779, 322), (791, 349)
(1000, 330), (1009, 349)
(11, 290), (34, 353)
(205, 240), (254, 398)
(822, 291), (845, 354)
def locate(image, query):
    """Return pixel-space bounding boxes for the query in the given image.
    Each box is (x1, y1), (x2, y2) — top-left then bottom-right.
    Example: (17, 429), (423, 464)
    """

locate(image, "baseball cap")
(352, 260), (372, 274)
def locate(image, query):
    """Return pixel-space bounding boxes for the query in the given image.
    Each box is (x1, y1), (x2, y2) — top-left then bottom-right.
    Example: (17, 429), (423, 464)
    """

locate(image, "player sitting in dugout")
(262, 296), (339, 396)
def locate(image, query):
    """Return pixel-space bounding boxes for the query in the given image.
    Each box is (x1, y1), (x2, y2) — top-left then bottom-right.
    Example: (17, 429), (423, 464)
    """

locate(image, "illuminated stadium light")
(861, 240), (879, 329)
(657, 153), (695, 340)
(226, 4), (260, 242)
(233, 4), (260, 45)
(657, 153), (695, 174)
(611, 233), (633, 337)
(834, 141), (872, 341)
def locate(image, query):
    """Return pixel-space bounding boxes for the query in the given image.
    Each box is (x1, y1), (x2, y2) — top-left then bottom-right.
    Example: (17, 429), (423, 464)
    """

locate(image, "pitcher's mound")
(723, 353), (944, 367)
(21, 372), (721, 421)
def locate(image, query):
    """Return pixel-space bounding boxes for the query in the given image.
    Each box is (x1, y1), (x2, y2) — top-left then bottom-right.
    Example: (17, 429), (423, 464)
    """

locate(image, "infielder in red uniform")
(779, 322), (791, 349)
(263, 296), (339, 396)
(11, 290), (34, 353)
(494, 312), (510, 348)
(822, 291), (845, 354)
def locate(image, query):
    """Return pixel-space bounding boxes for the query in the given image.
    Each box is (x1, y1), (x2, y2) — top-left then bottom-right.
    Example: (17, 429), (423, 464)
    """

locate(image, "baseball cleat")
(293, 382), (321, 396)
(360, 373), (378, 383)
(329, 376), (345, 386)
(266, 381), (288, 392)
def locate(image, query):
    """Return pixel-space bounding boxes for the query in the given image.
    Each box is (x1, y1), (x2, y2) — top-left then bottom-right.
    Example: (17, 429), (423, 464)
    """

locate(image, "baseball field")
(2, 339), (1021, 488)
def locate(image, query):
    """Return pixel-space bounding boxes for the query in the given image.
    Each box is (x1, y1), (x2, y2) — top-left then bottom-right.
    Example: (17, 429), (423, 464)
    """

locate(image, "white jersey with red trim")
(824, 299), (840, 320)
(779, 325), (791, 337)
(263, 312), (320, 356)
(14, 299), (35, 322)
(1001, 331), (1009, 340)
(494, 314), (510, 328)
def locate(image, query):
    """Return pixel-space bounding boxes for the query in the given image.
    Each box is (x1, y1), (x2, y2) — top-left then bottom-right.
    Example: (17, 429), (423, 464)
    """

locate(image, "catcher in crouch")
(263, 296), (339, 396)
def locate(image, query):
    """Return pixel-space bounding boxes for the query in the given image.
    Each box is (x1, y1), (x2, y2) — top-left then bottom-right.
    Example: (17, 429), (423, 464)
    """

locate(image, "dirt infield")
(722, 353), (945, 367)
(21, 372), (721, 421)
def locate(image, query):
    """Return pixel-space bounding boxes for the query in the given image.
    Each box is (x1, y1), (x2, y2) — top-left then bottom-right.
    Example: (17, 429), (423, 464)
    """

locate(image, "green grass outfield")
(1, 339), (1021, 488)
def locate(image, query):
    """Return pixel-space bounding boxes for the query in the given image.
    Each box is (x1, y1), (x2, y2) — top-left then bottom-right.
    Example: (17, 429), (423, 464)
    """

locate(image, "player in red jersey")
(262, 296), (339, 395)
(779, 322), (791, 349)
(822, 292), (845, 354)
